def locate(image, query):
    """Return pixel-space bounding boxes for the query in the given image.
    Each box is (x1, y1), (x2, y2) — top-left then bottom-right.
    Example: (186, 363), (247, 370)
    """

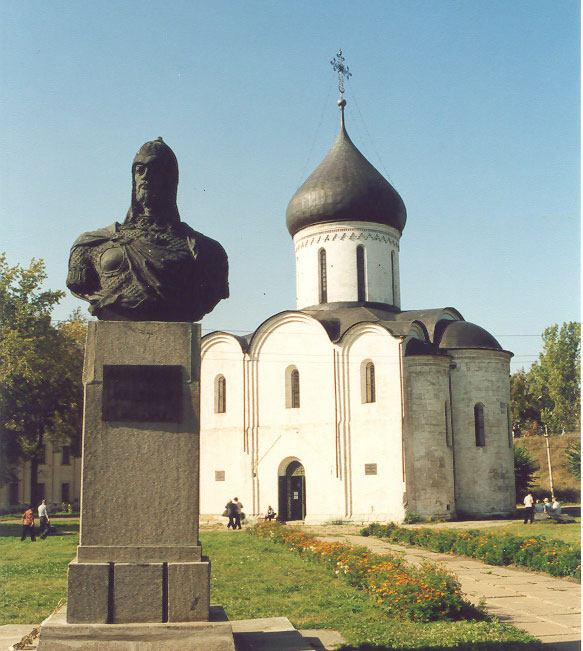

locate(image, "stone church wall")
(449, 349), (515, 516)
(402, 355), (455, 518)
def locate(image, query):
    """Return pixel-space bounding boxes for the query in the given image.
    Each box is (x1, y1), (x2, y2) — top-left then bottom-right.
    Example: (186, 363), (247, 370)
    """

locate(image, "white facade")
(200, 313), (515, 523)
(294, 221), (401, 309)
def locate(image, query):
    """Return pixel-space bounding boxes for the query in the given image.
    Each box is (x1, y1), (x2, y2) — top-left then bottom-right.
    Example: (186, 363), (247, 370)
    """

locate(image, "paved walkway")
(305, 525), (581, 650)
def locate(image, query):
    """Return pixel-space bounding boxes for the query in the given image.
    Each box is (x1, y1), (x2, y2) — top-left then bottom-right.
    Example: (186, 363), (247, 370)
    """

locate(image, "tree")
(564, 441), (581, 480)
(509, 369), (541, 436)
(510, 322), (580, 436)
(528, 322), (581, 434)
(514, 446), (539, 501)
(0, 254), (86, 502)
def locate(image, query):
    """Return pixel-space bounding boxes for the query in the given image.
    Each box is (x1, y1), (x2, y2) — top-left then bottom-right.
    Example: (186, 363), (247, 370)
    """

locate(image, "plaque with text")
(364, 463), (377, 475)
(215, 471), (225, 482)
(102, 365), (182, 423)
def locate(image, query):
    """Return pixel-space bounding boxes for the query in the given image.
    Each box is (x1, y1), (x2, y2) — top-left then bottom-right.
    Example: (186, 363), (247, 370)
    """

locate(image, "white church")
(200, 92), (516, 524)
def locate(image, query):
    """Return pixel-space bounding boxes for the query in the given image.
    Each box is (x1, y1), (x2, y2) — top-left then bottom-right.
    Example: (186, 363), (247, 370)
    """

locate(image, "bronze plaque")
(102, 365), (182, 423)
(364, 463), (377, 475)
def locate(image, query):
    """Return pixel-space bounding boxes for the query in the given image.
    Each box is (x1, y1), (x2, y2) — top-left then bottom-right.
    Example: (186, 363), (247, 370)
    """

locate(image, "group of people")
(224, 497), (244, 530)
(523, 492), (562, 523)
(20, 499), (51, 541)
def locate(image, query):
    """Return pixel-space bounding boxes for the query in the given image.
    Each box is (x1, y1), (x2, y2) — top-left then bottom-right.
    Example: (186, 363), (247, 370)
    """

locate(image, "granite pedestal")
(37, 321), (234, 649)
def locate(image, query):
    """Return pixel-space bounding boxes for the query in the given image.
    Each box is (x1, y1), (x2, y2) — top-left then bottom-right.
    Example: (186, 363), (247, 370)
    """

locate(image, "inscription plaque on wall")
(364, 463), (378, 475)
(215, 471), (225, 482)
(102, 365), (182, 423)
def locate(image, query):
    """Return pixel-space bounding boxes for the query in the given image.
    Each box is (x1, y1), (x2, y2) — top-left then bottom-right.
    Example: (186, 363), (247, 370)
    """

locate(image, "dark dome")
(437, 321), (502, 351)
(286, 116), (407, 237)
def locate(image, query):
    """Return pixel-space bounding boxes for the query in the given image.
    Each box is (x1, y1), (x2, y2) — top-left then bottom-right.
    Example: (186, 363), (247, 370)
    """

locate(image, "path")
(305, 525), (581, 650)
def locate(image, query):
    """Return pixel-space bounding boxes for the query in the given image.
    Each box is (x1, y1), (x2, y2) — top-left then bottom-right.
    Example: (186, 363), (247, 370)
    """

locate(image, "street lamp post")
(543, 423), (555, 502)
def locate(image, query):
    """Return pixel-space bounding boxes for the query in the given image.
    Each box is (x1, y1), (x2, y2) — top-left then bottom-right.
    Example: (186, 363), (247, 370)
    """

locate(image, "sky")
(1, 1), (580, 371)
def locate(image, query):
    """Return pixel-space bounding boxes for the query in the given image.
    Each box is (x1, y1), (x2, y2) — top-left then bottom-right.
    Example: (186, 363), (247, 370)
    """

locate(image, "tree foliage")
(510, 321), (580, 436)
(513, 446), (539, 500)
(564, 440), (581, 480)
(0, 254), (86, 492)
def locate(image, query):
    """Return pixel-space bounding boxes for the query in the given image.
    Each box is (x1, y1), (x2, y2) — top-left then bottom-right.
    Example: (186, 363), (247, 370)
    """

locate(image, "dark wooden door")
(278, 474), (306, 521)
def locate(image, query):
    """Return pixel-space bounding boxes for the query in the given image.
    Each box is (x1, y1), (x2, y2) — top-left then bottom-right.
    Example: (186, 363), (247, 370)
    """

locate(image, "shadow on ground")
(0, 522), (78, 537)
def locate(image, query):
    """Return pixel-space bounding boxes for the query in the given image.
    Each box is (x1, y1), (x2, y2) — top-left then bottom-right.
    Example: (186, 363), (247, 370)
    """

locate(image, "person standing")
(523, 492), (534, 524)
(233, 497), (243, 530)
(38, 499), (50, 539)
(21, 506), (36, 541)
(225, 499), (238, 530)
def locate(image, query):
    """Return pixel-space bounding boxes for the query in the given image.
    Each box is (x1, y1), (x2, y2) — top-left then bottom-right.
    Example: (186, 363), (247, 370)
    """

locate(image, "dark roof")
(286, 115), (407, 237)
(436, 320), (502, 351)
(301, 303), (462, 343)
(202, 305), (507, 355)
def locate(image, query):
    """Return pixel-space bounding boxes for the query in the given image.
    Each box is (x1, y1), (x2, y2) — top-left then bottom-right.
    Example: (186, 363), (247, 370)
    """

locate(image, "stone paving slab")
(0, 625), (36, 650)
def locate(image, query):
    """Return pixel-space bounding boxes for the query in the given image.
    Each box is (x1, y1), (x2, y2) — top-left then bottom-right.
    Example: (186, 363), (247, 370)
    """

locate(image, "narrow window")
(291, 369), (300, 408)
(391, 251), (396, 304)
(215, 375), (226, 413)
(61, 445), (70, 465)
(445, 402), (452, 446)
(61, 482), (70, 503)
(474, 403), (485, 446)
(365, 362), (376, 403)
(356, 245), (366, 302)
(507, 405), (513, 447)
(318, 248), (327, 304)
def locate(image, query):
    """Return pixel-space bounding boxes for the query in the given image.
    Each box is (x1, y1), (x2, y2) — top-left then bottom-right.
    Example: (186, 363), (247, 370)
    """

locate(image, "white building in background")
(200, 99), (516, 523)
(0, 440), (81, 513)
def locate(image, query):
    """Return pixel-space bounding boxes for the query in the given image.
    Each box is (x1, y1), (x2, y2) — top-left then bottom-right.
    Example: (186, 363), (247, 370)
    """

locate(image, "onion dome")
(286, 104), (407, 237)
(437, 321), (502, 351)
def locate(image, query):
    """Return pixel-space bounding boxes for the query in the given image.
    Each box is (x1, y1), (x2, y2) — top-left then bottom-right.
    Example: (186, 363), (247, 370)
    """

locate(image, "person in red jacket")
(21, 506), (36, 541)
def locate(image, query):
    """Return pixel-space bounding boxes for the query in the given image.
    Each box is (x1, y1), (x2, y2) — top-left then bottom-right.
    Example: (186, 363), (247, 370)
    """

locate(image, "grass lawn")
(478, 519), (581, 545)
(0, 520), (540, 649)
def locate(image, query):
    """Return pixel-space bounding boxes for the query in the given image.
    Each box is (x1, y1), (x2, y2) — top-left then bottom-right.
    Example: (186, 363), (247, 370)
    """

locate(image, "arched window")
(361, 360), (376, 403)
(445, 402), (452, 446)
(391, 251), (396, 304)
(356, 245), (366, 302)
(285, 366), (300, 409)
(474, 403), (485, 446)
(215, 375), (226, 413)
(318, 248), (327, 304)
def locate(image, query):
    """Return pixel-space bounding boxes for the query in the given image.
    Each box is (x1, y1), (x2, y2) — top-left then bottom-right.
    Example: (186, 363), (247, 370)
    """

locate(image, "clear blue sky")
(1, 1), (579, 370)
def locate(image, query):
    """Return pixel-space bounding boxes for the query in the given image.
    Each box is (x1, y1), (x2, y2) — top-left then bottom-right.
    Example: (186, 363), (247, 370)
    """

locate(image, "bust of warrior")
(66, 138), (229, 321)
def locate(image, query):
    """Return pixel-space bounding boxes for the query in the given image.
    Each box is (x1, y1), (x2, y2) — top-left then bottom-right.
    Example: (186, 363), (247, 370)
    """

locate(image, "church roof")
(285, 109), (407, 237)
(301, 303), (462, 343)
(435, 320), (503, 351)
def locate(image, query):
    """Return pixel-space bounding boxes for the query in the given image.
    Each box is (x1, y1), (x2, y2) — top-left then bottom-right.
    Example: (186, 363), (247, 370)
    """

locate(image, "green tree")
(509, 369), (541, 436)
(564, 440), (581, 480)
(528, 322), (581, 434)
(513, 446), (539, 501)
(0, 254), (86, 502)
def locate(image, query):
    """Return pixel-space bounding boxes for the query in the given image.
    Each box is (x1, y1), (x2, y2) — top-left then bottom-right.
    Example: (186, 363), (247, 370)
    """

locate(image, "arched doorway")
(278, 460), (306, 521)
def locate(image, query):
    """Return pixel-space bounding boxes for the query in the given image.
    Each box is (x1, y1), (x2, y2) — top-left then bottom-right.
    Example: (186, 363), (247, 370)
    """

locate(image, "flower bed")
(250, 521), (473, 621)
(361, 523), (581, 581)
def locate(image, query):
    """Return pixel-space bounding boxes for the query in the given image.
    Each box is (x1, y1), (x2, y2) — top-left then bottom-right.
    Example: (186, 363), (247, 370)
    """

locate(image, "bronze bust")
(67, 138), (229, 321)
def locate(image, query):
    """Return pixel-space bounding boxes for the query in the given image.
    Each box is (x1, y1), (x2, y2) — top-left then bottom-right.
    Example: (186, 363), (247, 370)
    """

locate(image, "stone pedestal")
(38, 322), (233, 649)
